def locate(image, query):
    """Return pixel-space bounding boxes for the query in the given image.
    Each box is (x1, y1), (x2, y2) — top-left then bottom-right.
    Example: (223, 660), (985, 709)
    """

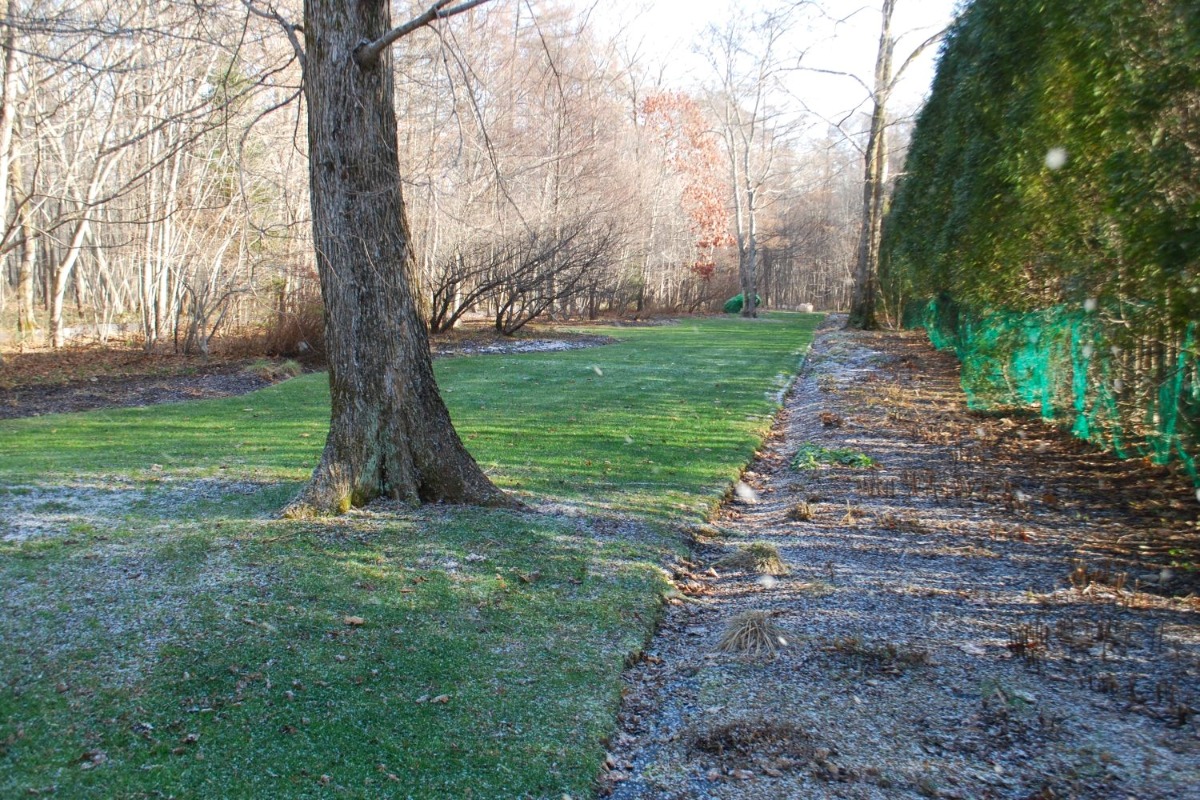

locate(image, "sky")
(578, 0), (962, 130)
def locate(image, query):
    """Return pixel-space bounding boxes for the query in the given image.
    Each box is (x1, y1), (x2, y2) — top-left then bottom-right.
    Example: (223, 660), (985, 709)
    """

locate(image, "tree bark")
(287, 0), (506, 517)
(848, 0), (895, 331)
(12, 154), (35, 335)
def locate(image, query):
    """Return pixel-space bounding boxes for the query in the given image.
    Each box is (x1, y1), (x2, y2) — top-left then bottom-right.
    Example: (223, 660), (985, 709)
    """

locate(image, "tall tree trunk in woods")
(285, 0), (505, 517)
(847, 0), (944, 330)
(848, 0), (895, 331)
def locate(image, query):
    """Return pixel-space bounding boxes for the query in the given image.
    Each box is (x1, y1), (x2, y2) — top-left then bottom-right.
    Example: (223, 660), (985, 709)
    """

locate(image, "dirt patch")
(0, 327), (615, 420)
(604, 321), (1200, 799)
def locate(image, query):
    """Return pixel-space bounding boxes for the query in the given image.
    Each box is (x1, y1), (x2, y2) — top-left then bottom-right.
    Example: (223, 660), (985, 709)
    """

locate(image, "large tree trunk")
(287, 0), (506, 517)
(848, 0), (896, 331)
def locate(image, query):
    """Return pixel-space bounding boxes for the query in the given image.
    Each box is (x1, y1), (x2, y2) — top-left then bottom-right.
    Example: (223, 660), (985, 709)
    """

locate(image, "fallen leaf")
(344, 616), (366, 627)
(431, 694), (450, 704)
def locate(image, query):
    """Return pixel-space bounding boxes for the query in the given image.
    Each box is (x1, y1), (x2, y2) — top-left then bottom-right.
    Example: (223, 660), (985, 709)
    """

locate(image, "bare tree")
(845, 0), (945, 329)
(701, 8), (795, 318)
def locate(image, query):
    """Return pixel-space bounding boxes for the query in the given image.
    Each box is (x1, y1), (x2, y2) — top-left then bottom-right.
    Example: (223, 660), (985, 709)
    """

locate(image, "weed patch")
(790, 442), (876, 470)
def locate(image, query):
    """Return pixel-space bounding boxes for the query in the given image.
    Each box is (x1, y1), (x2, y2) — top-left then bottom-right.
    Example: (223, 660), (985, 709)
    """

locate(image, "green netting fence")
(905, 297), (1199, 488)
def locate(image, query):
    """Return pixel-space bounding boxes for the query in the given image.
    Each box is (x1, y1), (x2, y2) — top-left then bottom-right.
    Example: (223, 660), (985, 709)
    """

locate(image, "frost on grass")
(0, 481), (147, 542)
(0, 478), (272, 542)
(0, 538), (266, 687)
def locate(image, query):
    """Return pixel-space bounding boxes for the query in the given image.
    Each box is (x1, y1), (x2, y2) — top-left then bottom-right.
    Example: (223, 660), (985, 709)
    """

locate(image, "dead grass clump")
(826, 636), (930, 671)
(692, 718), (812, 763)
(1067, 561), (1128, 593)
(246, 359), (303, 382)
(876, 510), (925, 534)
(819, 411), (842, 427)
(716, 611), (788, 658)
(1006, 621), (1050, 668)
(715, 542), (789, 575)
(786, 501), (815, 522)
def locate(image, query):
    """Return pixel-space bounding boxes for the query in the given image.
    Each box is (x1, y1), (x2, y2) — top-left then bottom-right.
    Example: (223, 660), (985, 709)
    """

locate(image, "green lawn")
(0, 312), (820, 798)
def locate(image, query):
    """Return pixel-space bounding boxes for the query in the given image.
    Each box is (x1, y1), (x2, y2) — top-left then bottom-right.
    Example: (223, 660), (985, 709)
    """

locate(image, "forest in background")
(0, 0), (897, 356)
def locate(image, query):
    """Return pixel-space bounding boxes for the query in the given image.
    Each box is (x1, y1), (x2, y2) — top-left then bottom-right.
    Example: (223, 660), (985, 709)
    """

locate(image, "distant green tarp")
(723, 294), (762, 314)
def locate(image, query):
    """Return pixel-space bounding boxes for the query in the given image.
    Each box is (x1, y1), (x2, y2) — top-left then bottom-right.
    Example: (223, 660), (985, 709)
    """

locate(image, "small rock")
(814, 748), (832, 761)
(732, 769), (754, 780)
(763, 767), (784, 778)
(706, 768), (722, 781)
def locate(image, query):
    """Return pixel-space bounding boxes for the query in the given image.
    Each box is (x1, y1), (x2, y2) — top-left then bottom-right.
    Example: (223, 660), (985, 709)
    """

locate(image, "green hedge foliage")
(884, 0), (1198, 485)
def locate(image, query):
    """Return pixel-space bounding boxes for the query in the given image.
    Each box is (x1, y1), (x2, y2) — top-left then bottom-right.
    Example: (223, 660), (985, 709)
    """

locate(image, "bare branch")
(241, 0), (305, 70)
(798, 65), (873, 98)
(353, 0), (493, 69)
(888, 26), (947, 90)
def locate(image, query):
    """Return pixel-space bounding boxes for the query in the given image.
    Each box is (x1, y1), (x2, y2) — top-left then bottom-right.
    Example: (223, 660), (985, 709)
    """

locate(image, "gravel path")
(603, 322), (1200, 799)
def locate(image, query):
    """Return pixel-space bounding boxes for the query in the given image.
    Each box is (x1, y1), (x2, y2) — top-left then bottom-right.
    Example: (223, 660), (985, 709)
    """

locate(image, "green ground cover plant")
(0, 312), (820, 798)
(790, 442), (876, 470)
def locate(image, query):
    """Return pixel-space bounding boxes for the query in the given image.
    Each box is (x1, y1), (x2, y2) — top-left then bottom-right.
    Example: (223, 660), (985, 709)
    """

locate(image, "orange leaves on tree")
(640, 91), (734, 280)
